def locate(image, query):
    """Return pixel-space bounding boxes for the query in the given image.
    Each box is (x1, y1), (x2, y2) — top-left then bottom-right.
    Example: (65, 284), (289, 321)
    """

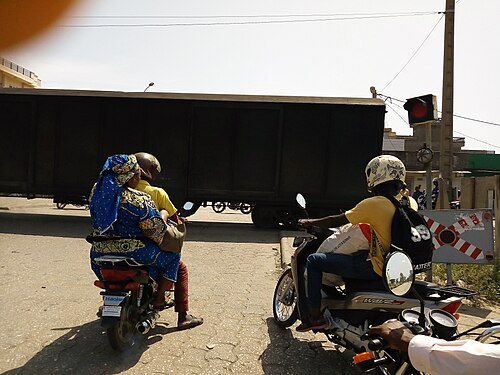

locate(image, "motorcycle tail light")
(98, 281), (141, 291)
(101, 268), (138, 282)
(441, 300), (462, 315)
(123, 282), (140, 291)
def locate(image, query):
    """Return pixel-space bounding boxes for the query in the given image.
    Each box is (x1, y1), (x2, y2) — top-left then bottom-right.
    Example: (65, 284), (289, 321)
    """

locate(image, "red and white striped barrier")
(424, 212), (486, 260)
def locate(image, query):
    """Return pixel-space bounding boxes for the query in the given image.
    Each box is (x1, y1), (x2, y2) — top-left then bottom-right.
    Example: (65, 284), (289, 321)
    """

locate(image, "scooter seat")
(343, 277), (386, 294)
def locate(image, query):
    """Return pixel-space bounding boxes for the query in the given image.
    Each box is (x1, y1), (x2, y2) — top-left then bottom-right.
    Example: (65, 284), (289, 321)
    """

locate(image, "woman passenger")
(89, 154), (179, 309)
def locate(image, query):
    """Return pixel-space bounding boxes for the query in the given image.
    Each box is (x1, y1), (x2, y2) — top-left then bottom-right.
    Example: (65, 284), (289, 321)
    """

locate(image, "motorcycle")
(353, 251), (500, 374)
(272, 194), (476, 373)
(92, 255), (162, 351)
(90, 202), (193, 351)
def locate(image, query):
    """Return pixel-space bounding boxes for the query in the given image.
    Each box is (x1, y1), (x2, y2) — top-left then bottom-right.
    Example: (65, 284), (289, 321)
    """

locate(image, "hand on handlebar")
(297, 219), (314, 228)
(368, 320), (415, 352)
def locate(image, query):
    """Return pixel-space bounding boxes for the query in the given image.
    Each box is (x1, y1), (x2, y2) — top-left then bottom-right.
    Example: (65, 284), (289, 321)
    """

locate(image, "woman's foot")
(296, 317), (328, 332)
(177, 313), (204, 330)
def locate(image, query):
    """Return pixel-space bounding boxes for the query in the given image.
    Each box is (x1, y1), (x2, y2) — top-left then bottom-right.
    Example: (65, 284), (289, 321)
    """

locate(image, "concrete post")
(495, 176), (500, 264)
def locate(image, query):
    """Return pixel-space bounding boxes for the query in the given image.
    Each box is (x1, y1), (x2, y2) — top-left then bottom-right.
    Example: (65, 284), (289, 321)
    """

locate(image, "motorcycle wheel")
(273, 269), (298, 328)
(107, 301), (136, 351)
(56, 203), (66, 209)
(212, 201), (226, 213)
(240, 203), (253, 214)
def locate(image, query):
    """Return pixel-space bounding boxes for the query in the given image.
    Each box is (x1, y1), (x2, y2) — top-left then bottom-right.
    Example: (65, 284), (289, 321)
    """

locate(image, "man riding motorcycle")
(134, 152), (203, 330)
(297, 155), (406, 332)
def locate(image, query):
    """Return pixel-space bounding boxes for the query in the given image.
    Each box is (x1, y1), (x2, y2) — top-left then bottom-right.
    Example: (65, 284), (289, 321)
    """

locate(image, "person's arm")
(369, 320), (500, 375)
(298, 213), (349, 229)
(368, 320), (414, 352)
(138, 196), (168, 245)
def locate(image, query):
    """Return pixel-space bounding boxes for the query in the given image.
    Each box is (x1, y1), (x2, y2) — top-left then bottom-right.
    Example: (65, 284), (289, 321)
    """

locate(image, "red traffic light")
(403, 94), (437, 125)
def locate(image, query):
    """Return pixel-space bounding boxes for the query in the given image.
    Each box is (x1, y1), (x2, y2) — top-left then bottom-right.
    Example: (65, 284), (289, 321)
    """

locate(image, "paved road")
(0, 198), (361, 375)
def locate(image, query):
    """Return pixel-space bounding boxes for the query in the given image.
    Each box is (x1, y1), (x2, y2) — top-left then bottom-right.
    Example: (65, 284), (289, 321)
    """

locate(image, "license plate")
(102, 305), (122, 317)
(103, 295), (125, 306)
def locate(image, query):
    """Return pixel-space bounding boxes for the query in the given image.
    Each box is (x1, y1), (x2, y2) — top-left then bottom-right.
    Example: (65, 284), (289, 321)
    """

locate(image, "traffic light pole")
(438, 0), (455, 208)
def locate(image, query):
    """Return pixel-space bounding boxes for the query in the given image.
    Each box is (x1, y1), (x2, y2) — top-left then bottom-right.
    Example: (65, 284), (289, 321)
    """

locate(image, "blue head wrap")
(89, 154), (139, 233)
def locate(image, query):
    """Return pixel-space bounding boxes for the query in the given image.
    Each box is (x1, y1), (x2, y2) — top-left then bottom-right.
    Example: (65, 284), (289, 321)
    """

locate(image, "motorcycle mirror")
(296, 193), (306, 209)
(383, 251), (415, 297)
(183, 202), (194, 211)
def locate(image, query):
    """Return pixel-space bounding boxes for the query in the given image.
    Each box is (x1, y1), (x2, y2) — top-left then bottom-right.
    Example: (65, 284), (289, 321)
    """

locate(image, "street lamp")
(143, 82), (154, 92)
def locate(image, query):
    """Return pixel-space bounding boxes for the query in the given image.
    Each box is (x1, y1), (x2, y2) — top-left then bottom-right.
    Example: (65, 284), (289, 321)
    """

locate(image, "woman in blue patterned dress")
(89, 154), (180, 308)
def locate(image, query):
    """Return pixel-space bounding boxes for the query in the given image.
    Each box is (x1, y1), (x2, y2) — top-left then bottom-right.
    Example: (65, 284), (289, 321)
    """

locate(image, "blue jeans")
(306, 252), (380, 310)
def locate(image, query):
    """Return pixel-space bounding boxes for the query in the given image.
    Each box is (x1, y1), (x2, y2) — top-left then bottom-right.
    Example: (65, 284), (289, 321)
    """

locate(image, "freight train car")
(0, 88), (385, 227)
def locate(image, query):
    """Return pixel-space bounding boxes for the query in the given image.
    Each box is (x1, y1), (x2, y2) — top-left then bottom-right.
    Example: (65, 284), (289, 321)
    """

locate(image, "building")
(382, 123), (500, 209)
(0, 57), (41, 88)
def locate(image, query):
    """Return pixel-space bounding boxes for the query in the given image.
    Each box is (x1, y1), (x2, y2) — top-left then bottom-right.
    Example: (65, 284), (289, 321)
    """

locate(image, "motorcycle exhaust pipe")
(136, 311), (160, 335)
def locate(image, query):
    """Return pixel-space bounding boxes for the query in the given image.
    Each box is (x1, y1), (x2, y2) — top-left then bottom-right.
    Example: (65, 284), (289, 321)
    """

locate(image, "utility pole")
(439, 0), (456, 284)
(438, 0), (455, 208)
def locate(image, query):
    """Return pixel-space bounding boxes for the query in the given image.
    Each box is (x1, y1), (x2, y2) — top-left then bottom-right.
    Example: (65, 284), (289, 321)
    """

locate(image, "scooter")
(353, 251), (500, 374)
(272, 194), (476, 368)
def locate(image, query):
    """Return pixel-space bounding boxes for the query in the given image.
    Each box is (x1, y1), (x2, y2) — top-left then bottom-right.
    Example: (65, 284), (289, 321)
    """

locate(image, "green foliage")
(431, 263), (500, 304)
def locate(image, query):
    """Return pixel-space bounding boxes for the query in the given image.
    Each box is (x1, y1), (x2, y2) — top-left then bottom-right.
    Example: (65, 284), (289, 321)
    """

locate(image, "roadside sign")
(421, 209), (495, 264)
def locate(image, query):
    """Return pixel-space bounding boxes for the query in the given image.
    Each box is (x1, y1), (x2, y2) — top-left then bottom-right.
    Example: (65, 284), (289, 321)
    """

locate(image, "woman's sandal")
(177, 314), (204, 330)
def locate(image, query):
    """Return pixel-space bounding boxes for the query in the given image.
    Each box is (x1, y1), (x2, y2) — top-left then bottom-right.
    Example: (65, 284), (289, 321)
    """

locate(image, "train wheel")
(212, 201), (226, 213)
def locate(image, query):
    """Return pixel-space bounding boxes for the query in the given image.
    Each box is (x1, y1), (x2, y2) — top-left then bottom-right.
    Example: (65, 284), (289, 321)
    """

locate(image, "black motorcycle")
(354, 251), (500, 374)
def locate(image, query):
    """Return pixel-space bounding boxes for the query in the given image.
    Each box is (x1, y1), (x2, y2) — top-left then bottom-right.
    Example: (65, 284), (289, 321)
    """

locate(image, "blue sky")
(4, 0), (500, 153)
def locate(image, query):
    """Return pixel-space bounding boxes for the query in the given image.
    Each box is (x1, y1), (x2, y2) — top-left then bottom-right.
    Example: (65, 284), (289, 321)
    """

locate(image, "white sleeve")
(408, 335), (500, 375)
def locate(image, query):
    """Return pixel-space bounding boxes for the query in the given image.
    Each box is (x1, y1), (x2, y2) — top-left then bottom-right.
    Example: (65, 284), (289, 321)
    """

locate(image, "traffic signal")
(403, 94), (438, 125)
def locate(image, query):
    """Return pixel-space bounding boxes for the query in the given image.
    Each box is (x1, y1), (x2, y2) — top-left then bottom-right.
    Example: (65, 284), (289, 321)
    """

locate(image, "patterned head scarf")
(89, 154), (140, 233)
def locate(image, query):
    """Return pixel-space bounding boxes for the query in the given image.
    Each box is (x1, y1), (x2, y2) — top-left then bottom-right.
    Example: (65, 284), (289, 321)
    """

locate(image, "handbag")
(159, 221), (186, 253)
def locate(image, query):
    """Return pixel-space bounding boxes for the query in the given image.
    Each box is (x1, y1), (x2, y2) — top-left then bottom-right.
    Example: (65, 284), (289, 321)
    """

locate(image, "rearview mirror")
(183, 202), (194, 211)
(383, 251), (414, 297)
(296, 193), (306, 209)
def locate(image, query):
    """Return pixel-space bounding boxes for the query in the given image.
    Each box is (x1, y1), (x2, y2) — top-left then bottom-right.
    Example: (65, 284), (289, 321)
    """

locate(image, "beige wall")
(460, 176), (496, 209)
(0, 71), (33, 88)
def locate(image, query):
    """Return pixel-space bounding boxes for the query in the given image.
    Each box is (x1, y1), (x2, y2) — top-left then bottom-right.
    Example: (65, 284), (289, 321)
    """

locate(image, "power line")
(378, 93), (500, 127)
(383, 99), (500, 150)
(453, 115), (500, 127)
(381, 14), (444, 91)
(454, 130), (500, 149)
(62, 12), (439, 28)
(71, 11), (440, 19)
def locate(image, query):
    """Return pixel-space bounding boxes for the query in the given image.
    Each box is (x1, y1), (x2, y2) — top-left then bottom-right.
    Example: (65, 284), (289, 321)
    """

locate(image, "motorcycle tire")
(273, 268), (298, 328)
(239, 203), (253, 214)
(107, 300), (136, 351)
(212, 201), (226, 213)
(56, 203), (67, 209)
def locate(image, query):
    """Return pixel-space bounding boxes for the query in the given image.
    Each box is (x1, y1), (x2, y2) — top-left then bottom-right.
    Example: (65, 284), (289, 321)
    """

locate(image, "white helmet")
(365, 155), (406, 192)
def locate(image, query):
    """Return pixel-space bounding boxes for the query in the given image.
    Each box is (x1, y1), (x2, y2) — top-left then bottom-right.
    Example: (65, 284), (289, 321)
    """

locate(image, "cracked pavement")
(2, 198), (497, 374)
(0, 198), (360, 374)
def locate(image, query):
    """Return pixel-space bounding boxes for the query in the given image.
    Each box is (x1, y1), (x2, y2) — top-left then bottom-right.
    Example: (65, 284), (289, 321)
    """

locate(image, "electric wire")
(70, 11), (439, 20)
(378, 94), (500, 128)
(62, 12), (440, 28)
(382, 99), (500, 150)
(381, 14), (444, 91)
(453, 131), (500, 149)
